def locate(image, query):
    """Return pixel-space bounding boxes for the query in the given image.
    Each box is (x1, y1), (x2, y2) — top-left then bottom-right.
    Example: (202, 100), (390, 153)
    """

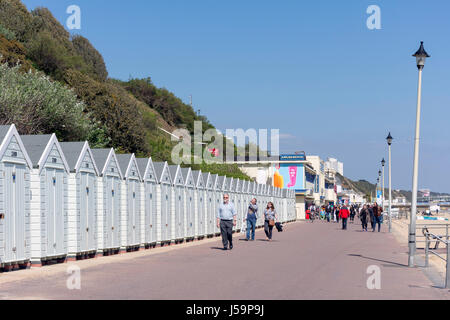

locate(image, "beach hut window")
(11, 151), (17, 157)
(52, 158), (57, 163)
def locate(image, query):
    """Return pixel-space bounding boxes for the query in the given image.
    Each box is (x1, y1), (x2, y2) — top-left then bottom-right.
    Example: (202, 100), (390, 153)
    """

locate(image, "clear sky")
(21, 0), (450, 192)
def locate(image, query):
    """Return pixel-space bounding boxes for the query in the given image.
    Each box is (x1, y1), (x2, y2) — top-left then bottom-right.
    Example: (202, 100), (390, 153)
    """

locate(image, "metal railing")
(422, 226), (450, 288)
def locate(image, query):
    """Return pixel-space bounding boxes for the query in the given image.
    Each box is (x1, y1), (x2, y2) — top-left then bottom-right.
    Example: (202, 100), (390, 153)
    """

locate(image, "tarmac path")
(0, 220), (449, 300)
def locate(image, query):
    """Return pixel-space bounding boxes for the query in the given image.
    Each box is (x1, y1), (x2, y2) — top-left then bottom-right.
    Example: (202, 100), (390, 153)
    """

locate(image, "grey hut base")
(67, 250), (97, 261)
(158, 240), (175, 247)
(30, 255), (67, 267)
(120, 245), (141, 253)
(97, 248), (121, 257)
(143, 242), (157, 249)
(1, 260), (31, 272)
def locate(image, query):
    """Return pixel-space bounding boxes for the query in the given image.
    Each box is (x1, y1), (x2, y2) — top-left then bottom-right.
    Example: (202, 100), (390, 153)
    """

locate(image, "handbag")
(275, 222), (283, 232)
(269, 219), (275, 227)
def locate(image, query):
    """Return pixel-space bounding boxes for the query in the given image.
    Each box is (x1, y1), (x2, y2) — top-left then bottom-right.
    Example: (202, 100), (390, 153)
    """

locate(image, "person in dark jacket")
(359, 205), (369, 231)
(349, 205), (355, 223)
(244, 198), (258, 241)
(335, 206), (340, 223)
(373, 203), (383, 232)
(368, 205), (375, 231)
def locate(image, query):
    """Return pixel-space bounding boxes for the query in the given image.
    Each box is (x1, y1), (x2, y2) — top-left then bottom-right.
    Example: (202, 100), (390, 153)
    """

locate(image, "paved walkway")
(1, 220), (449, 300)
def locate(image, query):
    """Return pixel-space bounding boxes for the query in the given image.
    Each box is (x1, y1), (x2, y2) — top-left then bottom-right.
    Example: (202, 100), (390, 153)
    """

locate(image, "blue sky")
(21, 0), (450, 192)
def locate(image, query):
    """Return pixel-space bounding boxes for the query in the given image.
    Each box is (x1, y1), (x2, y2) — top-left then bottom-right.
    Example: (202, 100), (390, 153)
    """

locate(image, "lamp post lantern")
(409, 41), (430, 267)
(387, 133), (393, 233)
(381, 158), (386, 229)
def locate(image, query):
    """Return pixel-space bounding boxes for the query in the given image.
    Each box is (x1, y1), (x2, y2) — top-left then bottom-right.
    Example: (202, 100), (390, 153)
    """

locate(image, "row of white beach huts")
(0, 124), (296, 269)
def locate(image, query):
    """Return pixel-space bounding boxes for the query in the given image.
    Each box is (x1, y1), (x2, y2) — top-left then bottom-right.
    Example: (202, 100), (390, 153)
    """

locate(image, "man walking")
(244, 198), (258, 241)
(217, 193), (237, 250)
(339, 204), (350, 230)
(373, 203), (383, 232)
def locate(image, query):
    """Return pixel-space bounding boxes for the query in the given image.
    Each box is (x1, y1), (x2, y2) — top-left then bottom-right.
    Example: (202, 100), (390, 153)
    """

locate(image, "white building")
(325, 158), (344, 176)
(306, 155), (337, 205)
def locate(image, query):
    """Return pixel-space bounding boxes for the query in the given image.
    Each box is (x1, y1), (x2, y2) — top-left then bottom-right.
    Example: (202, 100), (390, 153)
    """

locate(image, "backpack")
(377, 206), (383, 217)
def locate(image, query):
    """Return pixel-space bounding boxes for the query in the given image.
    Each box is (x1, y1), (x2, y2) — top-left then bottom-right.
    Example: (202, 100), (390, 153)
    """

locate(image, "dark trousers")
(361, 218), (368, 231)
(374, 216), (381, 232)
(342, 218), (348, 230)
(264, 220), (274, 240)
(220, 220), (233, 248)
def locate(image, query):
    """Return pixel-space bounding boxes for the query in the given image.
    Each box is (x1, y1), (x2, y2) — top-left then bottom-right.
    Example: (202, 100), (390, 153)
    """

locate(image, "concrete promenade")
(0, 220), (449, 300)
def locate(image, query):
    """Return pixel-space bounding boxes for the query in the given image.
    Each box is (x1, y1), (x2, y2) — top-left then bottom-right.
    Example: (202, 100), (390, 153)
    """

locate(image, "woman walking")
(359, 205), (369, 231)
(264, 202), (278, 241)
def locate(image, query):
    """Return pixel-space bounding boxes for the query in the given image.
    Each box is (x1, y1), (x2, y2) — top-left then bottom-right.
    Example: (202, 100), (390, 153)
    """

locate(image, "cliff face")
(336, 173), (449, 202)
(0, 0), (249, 179)
(336, 173), (406, 201)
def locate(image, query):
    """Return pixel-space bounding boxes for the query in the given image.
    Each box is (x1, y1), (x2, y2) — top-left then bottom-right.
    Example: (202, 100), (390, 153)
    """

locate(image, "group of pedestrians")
(307, 203), (350, 224)
(216, 193), (279, 251)
(358, 203), (384, 232)
(306, 202), (384, 232)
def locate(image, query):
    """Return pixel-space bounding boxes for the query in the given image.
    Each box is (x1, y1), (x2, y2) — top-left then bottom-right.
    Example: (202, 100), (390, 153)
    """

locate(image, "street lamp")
(376, 176), (380, 203)
(409, 41), (430, 267)
(386, 133), (393, 233)
(381, 158), (386, 227)
(378, 170), (382, 200)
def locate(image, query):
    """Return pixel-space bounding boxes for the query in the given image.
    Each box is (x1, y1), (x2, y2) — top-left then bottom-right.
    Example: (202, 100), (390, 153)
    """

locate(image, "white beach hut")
(203, 172), (215, 237)
(116, 154), (142, 251)
(181, 167), (195, 241)
(234, 179), (243, 232)
(0, 125), (32, 270)
(22, 134), (70, 266)
(91, 148), (123, 256)
(153, 162), (173, 245)
(211, 174), (221, 236)
(60, 141), (99, 260)
(136, 157), (158, 248)
(192, 170), (206, 239)
(168, 165), (185, 243)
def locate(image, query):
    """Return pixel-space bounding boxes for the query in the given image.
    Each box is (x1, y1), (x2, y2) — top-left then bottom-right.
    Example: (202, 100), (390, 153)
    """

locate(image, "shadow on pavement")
(348, 254), (408, 267)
